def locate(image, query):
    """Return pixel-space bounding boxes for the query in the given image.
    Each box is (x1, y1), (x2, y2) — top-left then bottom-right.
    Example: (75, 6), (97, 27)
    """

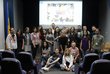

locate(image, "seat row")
(78, 52), (110, 74)
(0, 50), (38, 74)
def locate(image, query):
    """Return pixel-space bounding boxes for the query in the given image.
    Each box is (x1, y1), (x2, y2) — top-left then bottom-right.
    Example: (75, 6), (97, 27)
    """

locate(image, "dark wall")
(23, 0), (39, 30)
(82, 0), (99, 31)
(22, 0), (100, 31)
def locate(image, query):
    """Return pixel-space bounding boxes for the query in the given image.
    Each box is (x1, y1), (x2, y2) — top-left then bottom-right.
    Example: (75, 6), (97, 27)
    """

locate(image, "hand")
(34, 45), (36, 48)
(73, 60), (76, 64)
(22, 46), (24, 50)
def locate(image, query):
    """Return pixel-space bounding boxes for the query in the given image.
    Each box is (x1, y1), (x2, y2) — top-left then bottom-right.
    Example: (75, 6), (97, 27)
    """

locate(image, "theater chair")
(87, 59), (110, 74)
(78, 53), (99, 74)
(1, 58), (26, 74)
(2, 50), (15, 58)
(17, 52), (37, 74)
(102, 52), (110, 60)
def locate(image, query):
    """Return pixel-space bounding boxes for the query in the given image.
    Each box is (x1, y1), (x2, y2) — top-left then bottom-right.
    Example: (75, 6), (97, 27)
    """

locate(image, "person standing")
(68, 27), (77, 47)
(46, 28), (54, 54)
(58, 30), (68, 53)
(31, 27), (40, 59)
(23, 27), (31, 52)
(6, 27), (17, 54)
(80, 31), (90, 57)
(91, 28), (104, 55)
(16, 29), (24, 53)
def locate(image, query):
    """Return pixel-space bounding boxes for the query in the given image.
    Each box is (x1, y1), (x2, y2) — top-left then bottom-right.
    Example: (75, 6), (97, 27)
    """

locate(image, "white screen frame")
(39, 0), (82, 28)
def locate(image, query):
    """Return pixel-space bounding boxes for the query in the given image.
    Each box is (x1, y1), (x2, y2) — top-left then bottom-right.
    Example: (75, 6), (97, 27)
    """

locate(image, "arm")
(22, 38), (24, 49)
(101, 36), (104, 51)
(51, 57), (60, 64)
(45, 35), (53, 44)
(46, 56), (53, 65)
(74, 48), (79, 63)
(88, 40), (91, 50)
(31, 33), (36, 48)
(60, 45), (63, 52)
(91, 37), (94, 51)
(6, 35), (11, 50)
(46, 39), (53, 44)
(80, 40), (82, 51)
(15, 35), (17, 49)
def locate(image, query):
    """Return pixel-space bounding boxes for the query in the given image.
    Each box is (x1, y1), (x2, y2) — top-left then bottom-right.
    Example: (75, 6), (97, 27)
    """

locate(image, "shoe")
(42, 67), (49, 71)
(72, 68), (74, 72)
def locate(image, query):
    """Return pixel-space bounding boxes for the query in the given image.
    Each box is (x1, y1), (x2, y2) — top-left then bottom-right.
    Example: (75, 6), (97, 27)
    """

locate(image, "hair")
(42, 41), (49, 49)
(17, 29), (23, 35)
(33, 27), (37, 32)
(64, 48), (71, 56)
(47, 28), (52, 34)
(10, 27), (14, 31)
(25, 27), (29, 32)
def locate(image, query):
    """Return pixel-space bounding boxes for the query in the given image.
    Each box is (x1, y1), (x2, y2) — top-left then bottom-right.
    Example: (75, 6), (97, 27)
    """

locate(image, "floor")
(39, 63), (79, 74)
(43, 70), (74, 74)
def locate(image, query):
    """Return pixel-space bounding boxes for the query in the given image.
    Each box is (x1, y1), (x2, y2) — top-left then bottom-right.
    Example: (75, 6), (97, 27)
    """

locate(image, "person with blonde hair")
(60, 48), (74, 72)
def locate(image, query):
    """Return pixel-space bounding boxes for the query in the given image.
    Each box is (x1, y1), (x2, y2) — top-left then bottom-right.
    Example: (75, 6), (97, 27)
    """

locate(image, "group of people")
(6, 23), (104, 72)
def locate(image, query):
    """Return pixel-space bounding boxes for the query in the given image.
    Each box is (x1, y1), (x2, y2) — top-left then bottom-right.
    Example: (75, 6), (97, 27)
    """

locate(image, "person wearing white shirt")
(6, 28), (17, 53)
(60, 48), (74, 72)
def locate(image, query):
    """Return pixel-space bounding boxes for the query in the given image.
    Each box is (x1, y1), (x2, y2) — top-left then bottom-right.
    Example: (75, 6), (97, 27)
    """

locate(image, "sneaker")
(72, 68), (74, 72)
(42, 67), (49, 71)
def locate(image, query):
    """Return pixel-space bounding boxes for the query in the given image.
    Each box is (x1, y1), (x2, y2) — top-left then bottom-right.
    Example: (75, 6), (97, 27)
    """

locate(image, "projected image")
(39, 1), (82, 26)
(47, 3), (74, 22)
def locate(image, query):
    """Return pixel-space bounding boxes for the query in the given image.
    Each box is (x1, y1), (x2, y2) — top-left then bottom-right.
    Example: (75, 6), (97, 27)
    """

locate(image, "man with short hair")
(91, 28), (104, 54)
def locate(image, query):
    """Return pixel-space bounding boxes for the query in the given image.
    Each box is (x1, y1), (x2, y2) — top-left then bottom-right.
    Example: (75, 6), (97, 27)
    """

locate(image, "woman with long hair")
(60, 48), (74, 71)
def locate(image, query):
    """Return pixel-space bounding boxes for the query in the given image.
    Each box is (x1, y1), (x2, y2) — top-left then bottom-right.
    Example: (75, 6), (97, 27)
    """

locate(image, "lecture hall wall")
(0, 0), (5, 50)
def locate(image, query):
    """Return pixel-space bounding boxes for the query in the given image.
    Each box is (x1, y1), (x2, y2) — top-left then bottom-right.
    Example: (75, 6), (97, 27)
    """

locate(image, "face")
(71, 42), (76, 48)
(83, 26), (87, 30)
(33, 28), (37, 32)
(55, 49), (59, 54)
(60, 31), (65, 37)
(65, 49), (69, 54)
(17, 30), (21, 35)
(92, 26), (96, 31)
(44, 42), (47, 47)
(48, 28), (52, 33)
(52, 23), (55, 29)
(39, 26), (43, 30)
(78, 25), (81, 30)
(71, 27), (75, 32)
(95, 29), (99, 35)
(10, 28), (15, 34)
(43, 30), (46, 34)
(26, 27), (29, 33)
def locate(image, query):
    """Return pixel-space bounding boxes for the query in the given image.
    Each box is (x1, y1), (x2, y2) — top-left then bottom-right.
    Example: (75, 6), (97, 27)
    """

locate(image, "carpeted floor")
(39, 63), (79, 74)
(44, 70), (74, 74)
